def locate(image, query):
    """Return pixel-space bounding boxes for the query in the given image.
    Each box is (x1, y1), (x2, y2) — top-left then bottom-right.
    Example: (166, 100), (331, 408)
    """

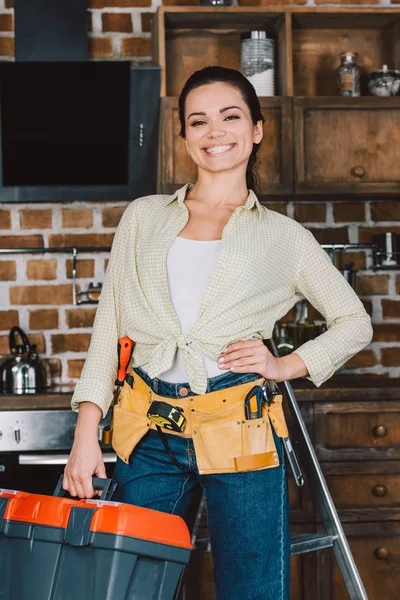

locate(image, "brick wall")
(0, 1), (399, 386)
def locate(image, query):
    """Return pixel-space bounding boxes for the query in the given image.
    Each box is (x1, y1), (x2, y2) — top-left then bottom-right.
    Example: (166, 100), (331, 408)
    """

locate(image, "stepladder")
(175, 339), (369, 600)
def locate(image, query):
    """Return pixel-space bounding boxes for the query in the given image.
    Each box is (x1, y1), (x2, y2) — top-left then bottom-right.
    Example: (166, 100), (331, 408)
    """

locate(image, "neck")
(187, 169), (249, 209)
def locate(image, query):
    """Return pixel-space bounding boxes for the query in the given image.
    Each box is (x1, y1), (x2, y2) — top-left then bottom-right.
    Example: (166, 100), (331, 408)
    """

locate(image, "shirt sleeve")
(292, 228), (373, 387)
(70, 214), (128, 418)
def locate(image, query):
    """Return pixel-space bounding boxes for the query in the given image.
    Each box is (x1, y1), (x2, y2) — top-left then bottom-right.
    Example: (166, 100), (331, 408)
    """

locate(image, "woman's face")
(183, 82), (263, 176)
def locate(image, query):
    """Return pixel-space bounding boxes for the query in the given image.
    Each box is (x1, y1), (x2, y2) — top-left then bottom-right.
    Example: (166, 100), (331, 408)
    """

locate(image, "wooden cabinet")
(153, 7), (400, 197)
(181, 387), (400, 600)
(294, 97), (400, 195)
(157, 96), (293, 195)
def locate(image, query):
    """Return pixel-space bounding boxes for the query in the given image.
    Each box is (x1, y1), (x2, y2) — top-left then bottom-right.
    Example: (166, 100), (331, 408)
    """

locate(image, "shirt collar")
(164, 183), (262, 218)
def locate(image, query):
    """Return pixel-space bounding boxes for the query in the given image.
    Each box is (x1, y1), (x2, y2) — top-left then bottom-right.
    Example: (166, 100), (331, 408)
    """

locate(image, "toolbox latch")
(65, 506), (98, 547)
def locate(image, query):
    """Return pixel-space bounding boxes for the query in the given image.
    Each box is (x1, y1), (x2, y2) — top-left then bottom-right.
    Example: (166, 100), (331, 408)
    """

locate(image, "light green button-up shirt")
(71, 183), (373, 417)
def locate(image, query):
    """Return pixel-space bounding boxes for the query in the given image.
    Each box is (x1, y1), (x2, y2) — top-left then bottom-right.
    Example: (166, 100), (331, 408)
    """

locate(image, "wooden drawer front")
(157, 97), (293, 196)
(326, 474), (400, 509)
(331, 533), (400, 600)
(316, 412), (400, 449)
(294, 97), (400, 194)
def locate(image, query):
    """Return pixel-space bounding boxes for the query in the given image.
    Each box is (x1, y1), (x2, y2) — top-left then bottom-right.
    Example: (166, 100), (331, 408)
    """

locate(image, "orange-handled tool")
(115, 336), (135, 386)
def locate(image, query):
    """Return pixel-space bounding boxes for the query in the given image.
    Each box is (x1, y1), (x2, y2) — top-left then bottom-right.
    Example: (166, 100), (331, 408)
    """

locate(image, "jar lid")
(339, 51), (358, 58)
(241, 31), (271, 41)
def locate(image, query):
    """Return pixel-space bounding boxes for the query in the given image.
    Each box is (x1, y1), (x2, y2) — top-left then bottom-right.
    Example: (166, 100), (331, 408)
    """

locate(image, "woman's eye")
(191, 120), (206, 127)
(225, 115), (240, 121)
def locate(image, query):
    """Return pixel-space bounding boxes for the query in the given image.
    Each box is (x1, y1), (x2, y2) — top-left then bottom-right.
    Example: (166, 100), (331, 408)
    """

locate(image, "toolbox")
(0, 477), (193, 600)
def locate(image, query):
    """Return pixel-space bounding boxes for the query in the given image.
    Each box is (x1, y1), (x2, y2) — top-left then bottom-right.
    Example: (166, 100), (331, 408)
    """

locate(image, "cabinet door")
(294, 97), (400, 195)
(157, 97), (294, 196)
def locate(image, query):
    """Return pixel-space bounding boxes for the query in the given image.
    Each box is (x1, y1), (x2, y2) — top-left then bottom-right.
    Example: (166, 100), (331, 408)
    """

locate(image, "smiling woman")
(66, 65), (373, 600)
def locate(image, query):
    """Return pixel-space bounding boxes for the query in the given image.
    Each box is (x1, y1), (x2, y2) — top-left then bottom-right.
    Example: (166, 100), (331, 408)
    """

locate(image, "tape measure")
(147, 401), (187, 433)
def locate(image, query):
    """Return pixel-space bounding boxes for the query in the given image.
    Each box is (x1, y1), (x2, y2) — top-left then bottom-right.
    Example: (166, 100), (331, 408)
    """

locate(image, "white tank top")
(141, 235), (226, 383)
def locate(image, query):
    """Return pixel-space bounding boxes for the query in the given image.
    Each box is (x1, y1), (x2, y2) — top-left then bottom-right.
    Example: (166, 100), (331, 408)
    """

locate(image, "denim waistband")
(133, 367), (263, 400)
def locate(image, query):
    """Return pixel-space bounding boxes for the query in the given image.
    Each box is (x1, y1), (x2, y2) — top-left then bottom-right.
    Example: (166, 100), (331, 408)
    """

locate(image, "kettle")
(0, 326), (50, 394)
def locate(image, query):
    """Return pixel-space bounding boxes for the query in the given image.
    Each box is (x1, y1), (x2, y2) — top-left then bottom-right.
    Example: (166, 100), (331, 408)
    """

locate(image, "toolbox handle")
(53, 475), (117, 501)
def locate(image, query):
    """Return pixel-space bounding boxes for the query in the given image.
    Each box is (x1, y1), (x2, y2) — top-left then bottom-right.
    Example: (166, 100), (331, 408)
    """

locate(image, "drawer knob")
(350, 165), (366, 178)
(372, 425), (387, 438)
(372, 484), (388, 497)
(374, 547), (389, 560)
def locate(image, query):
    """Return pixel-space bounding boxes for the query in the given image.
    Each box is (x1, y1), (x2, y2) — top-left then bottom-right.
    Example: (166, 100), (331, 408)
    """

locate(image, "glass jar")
(240, 31), (275, 96)
(336, 51), (361, 97)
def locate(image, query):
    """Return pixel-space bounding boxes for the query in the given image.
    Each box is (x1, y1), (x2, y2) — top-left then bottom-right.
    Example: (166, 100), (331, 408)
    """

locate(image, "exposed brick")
(29, 309), (59, 330)
(61, 208), (93, 229)
(334, 251), (366, 271)
(356, 274), (389, 296)
(89, 0), (151, 6)
(0, 210), (11, 229)
(359, 227), (400, 244)
(0, 14), (13, 32)
(51, 333), (91, 353)
(382, 300), (400, 319)
(316, 0), (378, 3)
(0, 333), (45, 354)
(120, 37), (152, 58)
(66, 308), (96, 329)
(10, 284), (73, 305)
(68, 359), (85, 379)
(141, 12), (153, 33)
(381, 347), (400, 367)
(0, 37), (14, 57)
(66, 259), (95, 279)
(0, 310), (19, 331)
(89, 37), (113, 59)
(307, 227), (349, 245)
(370, 201), (400, 222)
(102, 207), (126, 228)
(49, 233), (114, 248)
(372, 324), (400, 342)
(333, 202), (366, 223)
(263, 203), (288, 216)
(26, 259), (57, 280)
(0, 235), (44, 249)
(20, 209), (52, 229)
(47, 358), (62, 379)
(344, 349), (378, 369)
(361, 299), (373, 317)
(294, 203), (327, 223)
(0, 260), (16, 280)
(102, 13), (133, 33)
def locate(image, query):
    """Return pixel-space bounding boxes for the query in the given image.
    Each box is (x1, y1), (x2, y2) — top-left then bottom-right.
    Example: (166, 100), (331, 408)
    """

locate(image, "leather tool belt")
(110, 369), (289, 475)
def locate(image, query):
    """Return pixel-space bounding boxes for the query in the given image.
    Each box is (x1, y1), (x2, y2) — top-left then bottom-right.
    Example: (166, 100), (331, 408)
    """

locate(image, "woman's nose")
(208, 129), (226, 139)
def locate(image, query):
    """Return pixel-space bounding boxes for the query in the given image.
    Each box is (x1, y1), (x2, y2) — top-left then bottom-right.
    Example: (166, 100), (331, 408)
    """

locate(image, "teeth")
(205, 144), (234, 155)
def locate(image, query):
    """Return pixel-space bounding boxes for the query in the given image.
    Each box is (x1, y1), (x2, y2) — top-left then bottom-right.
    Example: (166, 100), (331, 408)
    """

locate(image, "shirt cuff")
(293, 339), (336, 388)
(71, 378), (114, 419)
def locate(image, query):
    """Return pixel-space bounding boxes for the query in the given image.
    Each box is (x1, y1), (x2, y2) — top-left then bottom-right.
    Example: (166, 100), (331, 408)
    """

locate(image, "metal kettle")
(0, 326), (50, 394)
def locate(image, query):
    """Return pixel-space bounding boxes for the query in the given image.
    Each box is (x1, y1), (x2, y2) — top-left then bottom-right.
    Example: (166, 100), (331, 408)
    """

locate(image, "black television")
(0, 62), (160, 202)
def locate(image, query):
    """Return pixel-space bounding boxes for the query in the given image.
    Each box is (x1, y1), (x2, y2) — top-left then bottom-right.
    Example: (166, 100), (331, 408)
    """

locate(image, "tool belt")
(109, 369), (289, 475)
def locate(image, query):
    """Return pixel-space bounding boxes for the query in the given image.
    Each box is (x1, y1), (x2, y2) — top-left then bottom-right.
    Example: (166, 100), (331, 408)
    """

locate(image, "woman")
(65, 66), (373, 600)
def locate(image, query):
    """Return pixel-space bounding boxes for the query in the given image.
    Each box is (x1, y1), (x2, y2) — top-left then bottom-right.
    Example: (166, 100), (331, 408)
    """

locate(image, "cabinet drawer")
(331, 529), (400, 600)
(326, 474), (400, 509)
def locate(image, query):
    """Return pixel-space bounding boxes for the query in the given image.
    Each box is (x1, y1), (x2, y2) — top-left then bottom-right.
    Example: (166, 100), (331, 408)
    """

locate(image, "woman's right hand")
(63, 437), (107, 499)
(63, 401), (106, 499)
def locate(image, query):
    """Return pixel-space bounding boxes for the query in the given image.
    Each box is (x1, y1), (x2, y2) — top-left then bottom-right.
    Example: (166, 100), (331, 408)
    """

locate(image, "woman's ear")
(253, 120), (263, 144)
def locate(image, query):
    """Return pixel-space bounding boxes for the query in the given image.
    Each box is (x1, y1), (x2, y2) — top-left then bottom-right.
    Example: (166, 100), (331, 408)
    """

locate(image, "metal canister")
(240, 31), (275, 96)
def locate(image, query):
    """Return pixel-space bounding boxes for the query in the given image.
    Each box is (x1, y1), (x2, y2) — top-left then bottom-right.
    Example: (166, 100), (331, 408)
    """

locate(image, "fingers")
(219, 342), (265, 370)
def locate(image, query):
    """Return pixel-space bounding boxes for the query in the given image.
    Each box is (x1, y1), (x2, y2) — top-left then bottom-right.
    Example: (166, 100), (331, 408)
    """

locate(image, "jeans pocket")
(112, 406), (151, 464)
(194, 415), (279, 474)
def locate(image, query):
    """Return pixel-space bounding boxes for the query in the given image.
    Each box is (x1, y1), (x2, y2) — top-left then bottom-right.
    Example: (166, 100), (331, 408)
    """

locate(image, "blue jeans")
(112, 367), (291, 600)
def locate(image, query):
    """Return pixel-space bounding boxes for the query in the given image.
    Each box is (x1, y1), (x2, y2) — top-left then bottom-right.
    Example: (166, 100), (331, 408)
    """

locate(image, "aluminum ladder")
(176, 339), (368, 600)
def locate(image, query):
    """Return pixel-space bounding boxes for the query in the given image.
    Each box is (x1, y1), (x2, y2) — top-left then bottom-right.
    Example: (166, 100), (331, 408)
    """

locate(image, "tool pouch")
(111, 380), (152, 464)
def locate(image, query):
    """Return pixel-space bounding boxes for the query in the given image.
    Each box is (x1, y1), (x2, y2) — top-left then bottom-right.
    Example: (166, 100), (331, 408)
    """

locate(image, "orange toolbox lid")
(0, 489), (193, 550)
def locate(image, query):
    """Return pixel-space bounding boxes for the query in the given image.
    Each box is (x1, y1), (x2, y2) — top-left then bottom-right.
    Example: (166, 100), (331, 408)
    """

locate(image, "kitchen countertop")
(1, 375), (400, 410)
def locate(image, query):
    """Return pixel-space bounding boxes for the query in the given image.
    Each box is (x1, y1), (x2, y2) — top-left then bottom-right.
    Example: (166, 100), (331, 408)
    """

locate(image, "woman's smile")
(203, 143), (237, 157)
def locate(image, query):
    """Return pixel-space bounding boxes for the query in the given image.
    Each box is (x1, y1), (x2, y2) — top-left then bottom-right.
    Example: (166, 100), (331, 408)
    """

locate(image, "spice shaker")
(336, 51), (361, 97)
(240, 31), (275, 96)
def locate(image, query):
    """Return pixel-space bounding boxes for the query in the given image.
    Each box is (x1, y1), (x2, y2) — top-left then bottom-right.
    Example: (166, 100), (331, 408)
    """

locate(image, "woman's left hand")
(218, 339), (283, 381)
